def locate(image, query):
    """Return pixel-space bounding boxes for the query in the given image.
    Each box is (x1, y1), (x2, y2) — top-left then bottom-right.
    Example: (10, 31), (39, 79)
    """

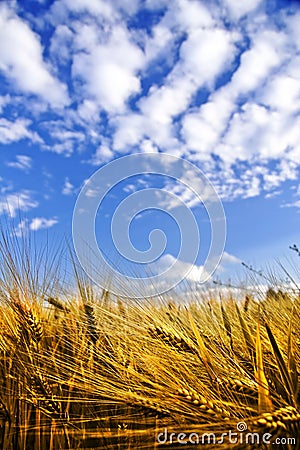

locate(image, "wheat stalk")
(148, 325), (195, 353)
(252, 405), (300, 433)
(177, 388), (231, 419)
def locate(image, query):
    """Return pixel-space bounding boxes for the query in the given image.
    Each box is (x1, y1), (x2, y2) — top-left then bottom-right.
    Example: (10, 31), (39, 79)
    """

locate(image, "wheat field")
(0, 230), (299, 449)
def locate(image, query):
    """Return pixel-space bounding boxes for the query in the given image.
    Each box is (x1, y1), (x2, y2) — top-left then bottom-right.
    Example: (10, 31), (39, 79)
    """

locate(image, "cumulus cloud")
(14, 219), (29, 238)
(72, 25), (144, 112)
(50, 24), (74, 64)
(152, 253), (208, 284)
(221, 251), (241, 265)
(152, 250), (240, 286)
(223, 0), (262, 20)
(29, 217), (58, 231)
(0, 118), (41, 144)
(0, 4), (69, 107)
(261, 74), (300, 113)
(62, 178), (75, 195)
(41, 120), (86, 155)
(89, 144), (114, 165)
(77, 99), (99, 123)
(51, 0), (116, 21)
(13, 216), (59, 236)
(231, 30), (284, 95)
(0, 0), (300, 206)
(133, 26), (238, 147)
(0, 190), (38, 217)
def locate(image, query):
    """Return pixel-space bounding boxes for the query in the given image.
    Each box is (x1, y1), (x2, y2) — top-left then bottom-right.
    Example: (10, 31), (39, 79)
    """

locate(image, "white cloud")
(112, 112), (179, 152)
(179, 27), (238, 87)
(113, 113), (147, 150)
(281, 200), (300, 209)
(143, 23), (173, 63)
(260, 74), (300, 113)
(140, 139), (158, 153)
(50, 0), (137, 25)
(145, 0), (169, 10)
(155, 181), (201, 210)
(224, 0), (262, 20)
(180, 16), (300, 198)
(14, 219), (29, 238)
(6, 155), (32, 171)
(0, 190), (38, 217)
(221, 251), (241, 265)
(57, 0), (116, 20)
(72, 25), (144, 112)
(265, 190), (281, 199)
(85, 188), (100, 198)
(182, 88), (233, 155)
(62, 178), (75, 195)
(112, 0), (141, 15)
(182, 28), (287, 157)
(231, 31), (284, 95)
(111, 14), (240, 155)
(0, 179), (13, 195)
(72, 21), (99, 52)
(0, 0), (299, 205)
(89, 144), (114, 165)
(285, 9), (300, 50)
(137, 27), (238, 130)
(174, 0), (214, 30)
(0, 118), (41, 144)
(151, 249), (241, 286)
(29, 217), (58, 231)
(152, 253), (207, 283)
(0, 4), (69, 107)
(0, 94), (10, 113)
(14, 217), (58, 237)
(218, 103), (300, 165)
(49, 128), (85, 142)
(49, 141), (74, 156)
(42, 120), (86, 155)
(77, 99), (99, 123)
(50, 24), (74, 64)
(139, 78), (194, 126)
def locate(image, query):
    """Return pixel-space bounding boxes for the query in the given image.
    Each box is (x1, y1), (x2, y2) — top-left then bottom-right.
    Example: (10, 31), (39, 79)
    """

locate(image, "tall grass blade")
(188, 310), (216, 381)
(287, 313), (299, 399)
(255, 319), (273, 414)
(220, 299), (233, 351)
(235, 303), (255, 361)
(264, 320), (297, 407)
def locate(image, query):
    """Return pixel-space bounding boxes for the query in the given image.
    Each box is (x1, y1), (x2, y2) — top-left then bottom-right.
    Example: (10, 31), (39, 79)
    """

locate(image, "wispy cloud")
(0, 94), (10, 113)
(29, 217), (58, 231)
(221, 251), (241, 265)
(0, 118), (41, 144)
(62, 177), (75, 195)
(0, 190), (38, 217)
(6, 155), (32, 171)
(14, 216), (58, 236)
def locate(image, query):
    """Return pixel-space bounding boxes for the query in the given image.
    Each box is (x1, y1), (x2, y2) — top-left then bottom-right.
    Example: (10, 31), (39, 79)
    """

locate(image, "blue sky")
(0, 0), (300, 291)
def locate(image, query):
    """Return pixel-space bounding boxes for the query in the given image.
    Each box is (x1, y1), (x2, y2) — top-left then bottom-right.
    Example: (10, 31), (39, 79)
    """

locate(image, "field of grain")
(0, 231), (299, 449)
